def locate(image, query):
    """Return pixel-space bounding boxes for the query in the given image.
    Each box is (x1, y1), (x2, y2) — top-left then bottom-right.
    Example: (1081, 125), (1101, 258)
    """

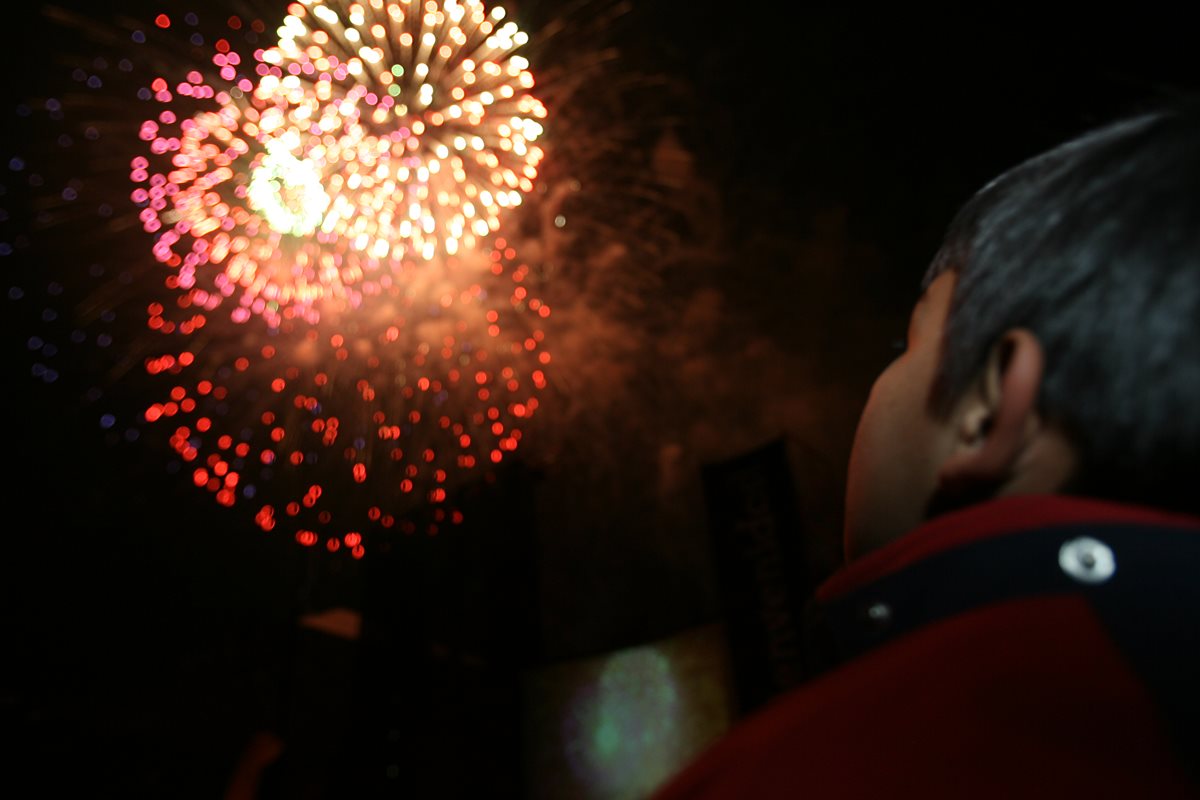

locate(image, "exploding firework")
(3, 1), (554, 555)
(135, 0), (546, 327)
(137, 234), (550, 555)
(3, 0), (717, 568)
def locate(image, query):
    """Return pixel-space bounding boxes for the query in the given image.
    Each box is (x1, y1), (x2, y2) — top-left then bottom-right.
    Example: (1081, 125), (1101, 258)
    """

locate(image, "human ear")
(935, 329), (1046, 494)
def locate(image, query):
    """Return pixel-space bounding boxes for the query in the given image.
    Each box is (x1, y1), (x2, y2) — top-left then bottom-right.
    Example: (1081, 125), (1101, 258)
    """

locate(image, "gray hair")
(922, 100), (1200, 513)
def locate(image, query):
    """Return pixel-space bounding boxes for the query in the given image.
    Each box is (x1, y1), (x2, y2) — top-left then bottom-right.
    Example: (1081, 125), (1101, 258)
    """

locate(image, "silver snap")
(1058, 536), (1116, 584)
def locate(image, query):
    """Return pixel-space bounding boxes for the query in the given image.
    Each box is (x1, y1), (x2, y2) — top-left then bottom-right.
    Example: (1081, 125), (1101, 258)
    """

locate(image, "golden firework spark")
(133, 0), (546, 327)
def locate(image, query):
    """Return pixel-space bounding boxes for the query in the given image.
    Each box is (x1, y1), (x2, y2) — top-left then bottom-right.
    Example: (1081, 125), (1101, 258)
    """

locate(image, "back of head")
(923, 99), (1200, 516)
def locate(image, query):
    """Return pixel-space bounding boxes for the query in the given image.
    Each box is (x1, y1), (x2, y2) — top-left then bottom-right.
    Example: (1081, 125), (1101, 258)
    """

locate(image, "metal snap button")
(1058, 536), (1116, 584)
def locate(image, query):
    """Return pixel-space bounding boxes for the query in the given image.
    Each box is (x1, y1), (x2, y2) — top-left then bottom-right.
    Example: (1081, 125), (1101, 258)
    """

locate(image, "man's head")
(844, 100), (1200, 562)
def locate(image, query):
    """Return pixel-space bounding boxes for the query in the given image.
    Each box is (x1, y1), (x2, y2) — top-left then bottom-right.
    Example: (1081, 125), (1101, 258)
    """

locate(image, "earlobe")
(935, 329), (1046, 495)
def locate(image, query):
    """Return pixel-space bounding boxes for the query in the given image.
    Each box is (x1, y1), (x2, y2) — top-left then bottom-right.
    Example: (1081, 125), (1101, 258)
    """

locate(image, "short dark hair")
(922, 100), (1200, 515)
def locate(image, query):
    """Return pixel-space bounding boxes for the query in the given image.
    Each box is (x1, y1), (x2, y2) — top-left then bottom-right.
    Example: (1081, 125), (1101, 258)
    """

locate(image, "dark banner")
(701, 437), (813, 715)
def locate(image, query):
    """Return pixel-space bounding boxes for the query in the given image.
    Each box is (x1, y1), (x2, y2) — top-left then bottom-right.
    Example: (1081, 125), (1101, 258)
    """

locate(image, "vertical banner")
(701, 437), (812, 715)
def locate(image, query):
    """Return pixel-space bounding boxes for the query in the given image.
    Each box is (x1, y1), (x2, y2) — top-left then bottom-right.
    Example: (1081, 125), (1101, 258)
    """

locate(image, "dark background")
(3, 2), (1199, 797)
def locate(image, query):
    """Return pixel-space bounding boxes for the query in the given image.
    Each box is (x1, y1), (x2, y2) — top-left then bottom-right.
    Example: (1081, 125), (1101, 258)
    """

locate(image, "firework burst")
(135, 0), (546, 327)
(4, 1), (554, 555)
(4, 0), (713, 566)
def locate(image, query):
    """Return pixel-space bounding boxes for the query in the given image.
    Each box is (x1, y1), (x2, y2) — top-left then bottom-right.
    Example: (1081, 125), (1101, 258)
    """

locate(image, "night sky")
(3, 2), (1198, 796)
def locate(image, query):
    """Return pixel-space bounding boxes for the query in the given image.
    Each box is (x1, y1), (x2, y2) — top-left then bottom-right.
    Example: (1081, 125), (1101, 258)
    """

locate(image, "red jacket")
(654, 494), (1200, 798)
